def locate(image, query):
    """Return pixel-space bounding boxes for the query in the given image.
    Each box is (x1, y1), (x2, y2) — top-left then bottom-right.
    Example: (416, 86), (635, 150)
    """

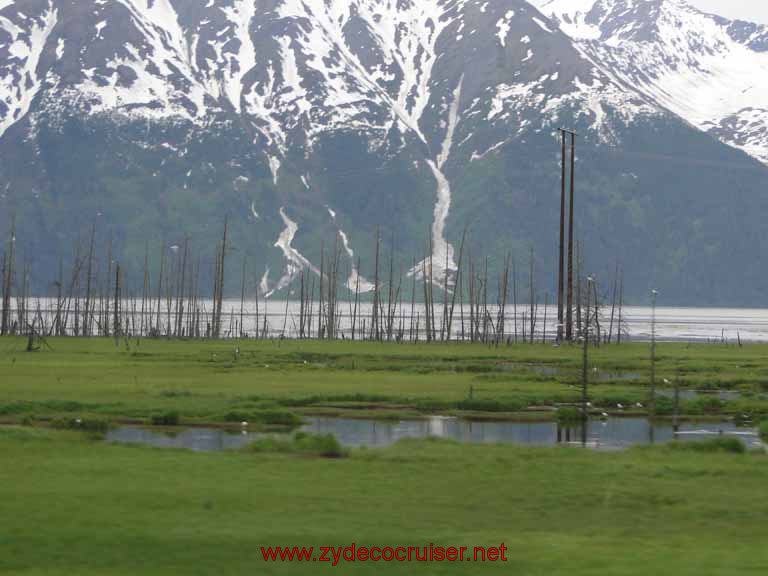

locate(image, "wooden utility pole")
(557, 129), (567, 342)
(565, 130), (577, 341)
(581, 276), (593, 446)
(649, 289), (658, 418)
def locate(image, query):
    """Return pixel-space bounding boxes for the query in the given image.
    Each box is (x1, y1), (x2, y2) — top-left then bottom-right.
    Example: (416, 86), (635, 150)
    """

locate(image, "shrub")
(556, 407), (582, 425)
(0, 400), (87, 415)
(593, 394), (635, 407)
(158, 390), (193, 398)
(455, 398), (524, 413)
(760, 421), (768, 442)
(224, 409), (302, 427)
(51, 417), (111, 434)
(415, 399), (453, 413)
(668, 437), (746, 454)
(278, 393), (393, 407)
(245, 432), (347, 458)
(150, 411), (180, 426)
(652, 396), (675, 416)
(688, 396), (725, 415)
(292, 432), (346, 457)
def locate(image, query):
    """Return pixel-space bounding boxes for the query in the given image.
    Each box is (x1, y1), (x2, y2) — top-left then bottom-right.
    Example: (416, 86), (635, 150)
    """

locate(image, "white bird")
(636, 402), (643, 408)
(75, 418), (82, 425)
(601, 412), (609, 419)
(241, 421), (248, 427)
(586, 402), (592, 407)
(663, 379), (670, 385)
(617, 403), (624, 409)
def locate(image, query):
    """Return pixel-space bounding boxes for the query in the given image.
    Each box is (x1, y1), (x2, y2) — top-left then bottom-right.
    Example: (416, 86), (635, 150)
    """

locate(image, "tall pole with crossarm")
(557, 129), (567, 343)
(565, 130), (577, 341)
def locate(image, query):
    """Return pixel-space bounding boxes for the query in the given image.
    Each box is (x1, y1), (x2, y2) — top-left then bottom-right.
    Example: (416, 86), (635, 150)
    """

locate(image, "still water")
(105, 416), (763, 452)
(19, 297), (768, 341)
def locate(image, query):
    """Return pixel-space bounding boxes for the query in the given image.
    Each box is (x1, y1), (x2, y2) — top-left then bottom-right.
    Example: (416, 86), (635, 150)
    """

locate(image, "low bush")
(278, 393), (393, 407)
(51, 417), (111, 434)
(455, 398), (524, 413)
(414, 399), (453, 413)
(652, 396), (675, 416)
(667, 437), (746, 454)
(224, 409), (302, 427)
(556, 407), (582, 425)
(150, 411), (180, 426)
(0, 400), (87, 415)
(157, 390), (193, 398)
(245, 432), (347, 458)
(687, 396), (725, 415)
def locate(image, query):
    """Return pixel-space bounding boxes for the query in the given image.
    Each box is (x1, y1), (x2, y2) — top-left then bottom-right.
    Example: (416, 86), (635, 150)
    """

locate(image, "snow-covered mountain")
(0, 0), (767, 305)
(531, 0), (768, 163)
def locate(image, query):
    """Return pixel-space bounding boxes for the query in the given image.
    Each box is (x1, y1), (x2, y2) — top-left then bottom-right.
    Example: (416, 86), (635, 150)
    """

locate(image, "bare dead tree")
(446, 226), (467, 341)
(529, 245), (536, 344)
(1, 219), (15, 335)
(608, 260), (618, 344)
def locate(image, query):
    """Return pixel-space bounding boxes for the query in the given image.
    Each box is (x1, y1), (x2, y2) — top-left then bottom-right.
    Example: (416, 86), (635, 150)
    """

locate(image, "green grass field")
(1, 337), (767, 426)
(1, 426), (766, 575)
(1, 337), (767, 574)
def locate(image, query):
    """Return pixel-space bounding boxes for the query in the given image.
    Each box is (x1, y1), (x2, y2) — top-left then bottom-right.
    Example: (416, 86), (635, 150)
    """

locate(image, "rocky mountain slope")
(0, 0), (767, 305)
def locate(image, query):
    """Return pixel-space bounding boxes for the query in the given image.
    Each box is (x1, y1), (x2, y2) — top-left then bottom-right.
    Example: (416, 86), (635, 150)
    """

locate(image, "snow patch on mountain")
(326, 206), (374, 293)
(0, 3), (57, 138)
(218, 0), (256, 113)
(487, 72), (653, 142)
(529, 0), (768, 163)
(411, 74), (464, 282)
(271, 207), (319, 295)
(497, 10), (516, 47)
(259, 268), (270, 297)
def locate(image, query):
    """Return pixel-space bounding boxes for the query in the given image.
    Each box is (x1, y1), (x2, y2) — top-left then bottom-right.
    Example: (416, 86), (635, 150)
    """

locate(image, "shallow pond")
(656, 389), (756, 401)
(518, 364), (642, 382)
(105, 416), (763, 452)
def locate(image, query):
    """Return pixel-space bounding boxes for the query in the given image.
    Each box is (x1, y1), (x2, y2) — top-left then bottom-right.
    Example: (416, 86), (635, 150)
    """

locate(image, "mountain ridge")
(0, 0), (767, 305)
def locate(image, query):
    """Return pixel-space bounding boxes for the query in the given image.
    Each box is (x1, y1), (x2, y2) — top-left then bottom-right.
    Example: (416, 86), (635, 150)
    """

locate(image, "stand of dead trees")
(1, 217), (630, 345)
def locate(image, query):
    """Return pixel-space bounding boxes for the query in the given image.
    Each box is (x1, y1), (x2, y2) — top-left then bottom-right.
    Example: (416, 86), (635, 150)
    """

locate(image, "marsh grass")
(1, 428), (767, 574)
(556, 406), (582, 424)
(666, 437), (747, 454)
(223, 409), (303, 427)
(3, 338), (768, 425)
(150, 411), (180, 426)
(51, 416), (111, 434)
(244, 431), (347, 458)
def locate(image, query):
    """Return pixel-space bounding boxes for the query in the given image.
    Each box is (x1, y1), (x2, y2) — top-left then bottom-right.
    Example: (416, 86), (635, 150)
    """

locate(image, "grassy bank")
(1, 337), (767, 426)
(0, 426), (766, 575)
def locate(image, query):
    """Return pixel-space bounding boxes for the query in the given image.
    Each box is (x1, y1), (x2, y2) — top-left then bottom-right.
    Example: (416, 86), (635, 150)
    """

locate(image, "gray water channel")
(19, 299), (768, 342)
(105, 416), (764, 452)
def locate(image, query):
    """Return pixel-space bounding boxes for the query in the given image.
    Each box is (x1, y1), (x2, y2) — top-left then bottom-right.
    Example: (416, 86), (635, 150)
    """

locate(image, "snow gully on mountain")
(410, 75), (465, 286)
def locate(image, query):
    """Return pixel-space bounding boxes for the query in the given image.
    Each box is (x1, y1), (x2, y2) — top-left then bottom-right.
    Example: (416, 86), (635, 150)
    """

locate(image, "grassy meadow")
(1, 336), (767, 425)
(1, 336), (767, 574)
(1, 426), (767, 575)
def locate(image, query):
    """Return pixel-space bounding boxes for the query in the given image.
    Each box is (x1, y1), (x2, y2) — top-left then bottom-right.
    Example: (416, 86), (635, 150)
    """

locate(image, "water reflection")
(104, 416), (763, 452)
(105, 426), (254, 452)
